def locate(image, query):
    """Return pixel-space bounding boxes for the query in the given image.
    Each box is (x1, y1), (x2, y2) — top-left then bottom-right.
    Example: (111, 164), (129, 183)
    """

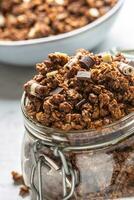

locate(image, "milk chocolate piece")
(79, 56), (95, 69)
(64, 52), (82, 69)
(76, 71), (91, 80)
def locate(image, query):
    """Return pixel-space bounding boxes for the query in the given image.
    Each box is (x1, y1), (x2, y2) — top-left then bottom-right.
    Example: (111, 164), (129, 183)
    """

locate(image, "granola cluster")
(24, 49), (134, 131)
(11, 171), (29, 197)
(0, 0), (117, 41)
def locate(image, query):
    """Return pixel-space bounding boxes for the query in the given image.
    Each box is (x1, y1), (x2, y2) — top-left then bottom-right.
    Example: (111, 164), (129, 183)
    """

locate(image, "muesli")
(0, 0), (117, 40)
(24, 49), (134, 131)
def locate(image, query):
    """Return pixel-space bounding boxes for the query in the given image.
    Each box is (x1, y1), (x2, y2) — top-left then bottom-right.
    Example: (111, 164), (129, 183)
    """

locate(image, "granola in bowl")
(24, 49), (134, 131)
(0, 0), (117, 41)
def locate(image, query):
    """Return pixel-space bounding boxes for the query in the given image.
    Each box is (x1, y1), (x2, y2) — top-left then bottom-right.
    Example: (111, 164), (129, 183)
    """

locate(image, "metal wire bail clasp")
(30, 140), (79, 200)
(53, 147), (79, 200)
(30, 140), (59, 200)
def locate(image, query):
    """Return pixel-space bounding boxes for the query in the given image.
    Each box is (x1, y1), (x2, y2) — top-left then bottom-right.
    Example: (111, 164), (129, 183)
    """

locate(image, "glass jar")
(21, 93), (134, 200)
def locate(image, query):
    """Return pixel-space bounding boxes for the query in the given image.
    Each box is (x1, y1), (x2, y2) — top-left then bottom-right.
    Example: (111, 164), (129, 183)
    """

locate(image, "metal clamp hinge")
(30, 140), (79, 200)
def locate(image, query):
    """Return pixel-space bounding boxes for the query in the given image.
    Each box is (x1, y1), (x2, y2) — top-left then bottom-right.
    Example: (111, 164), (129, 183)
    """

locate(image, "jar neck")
(21, 93), (134, 150)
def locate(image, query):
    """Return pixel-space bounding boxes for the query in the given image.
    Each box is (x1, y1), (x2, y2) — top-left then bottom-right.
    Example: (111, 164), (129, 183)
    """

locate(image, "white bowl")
(0, 0), (124, 66)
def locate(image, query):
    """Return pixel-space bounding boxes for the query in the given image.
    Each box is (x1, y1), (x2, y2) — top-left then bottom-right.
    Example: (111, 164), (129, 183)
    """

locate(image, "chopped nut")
(76, 71), (92, 80)
(28, 27), (36, 38)
(57, 13), (68, 20)
(46, 70), (58, 78)
(102, 53), (112, 63)
(55, 0), (64, 5)
(23, 0), (31, 2)
(88, 8), (100, 18)
(0, 14), (5, 27)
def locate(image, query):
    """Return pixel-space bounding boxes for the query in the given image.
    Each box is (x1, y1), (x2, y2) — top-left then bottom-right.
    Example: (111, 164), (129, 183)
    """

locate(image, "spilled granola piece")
(0, 0), (117, 41)
(11, 171), (24, 185)
(24, 49), (134, 131)
(19, 185), (30, 198)
(11, 171), (29, 198)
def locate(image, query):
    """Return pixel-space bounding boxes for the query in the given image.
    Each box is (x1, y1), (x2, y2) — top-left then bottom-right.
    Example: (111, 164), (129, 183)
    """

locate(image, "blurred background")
(0, 0), (134, 199)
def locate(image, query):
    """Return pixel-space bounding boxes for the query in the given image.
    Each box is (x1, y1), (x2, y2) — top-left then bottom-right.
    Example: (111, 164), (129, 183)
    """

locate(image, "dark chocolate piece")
(79, 56), (95, 68)
(75, 99), (86, 109)
(129, 60), (134, 67)
(76, 71), (91, 80)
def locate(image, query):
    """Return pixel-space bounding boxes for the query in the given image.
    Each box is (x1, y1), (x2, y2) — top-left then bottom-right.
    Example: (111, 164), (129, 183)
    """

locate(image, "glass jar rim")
(21, 92), (134, 147)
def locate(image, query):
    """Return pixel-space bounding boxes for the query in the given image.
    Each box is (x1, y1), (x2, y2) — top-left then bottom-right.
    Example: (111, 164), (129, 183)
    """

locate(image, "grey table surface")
(0, 0), (134, 199)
